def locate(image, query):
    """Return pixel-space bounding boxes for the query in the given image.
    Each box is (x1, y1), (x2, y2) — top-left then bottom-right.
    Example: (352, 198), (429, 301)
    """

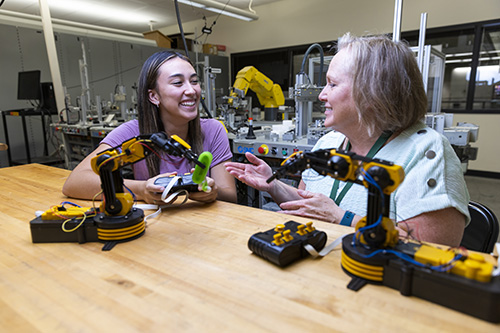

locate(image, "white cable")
(304, 233), (347, 258)
(134, 204), (158, 210)
(138, 175), (190, 225)
(133, 175), (186, 209)
(144, 206), (163, 224)
(142, 192), (190, 225)
(161, 176), (181, 202)
(162, 190), (189, 206)
(135, 176), (196, 225)
(160, 175), (191, 205)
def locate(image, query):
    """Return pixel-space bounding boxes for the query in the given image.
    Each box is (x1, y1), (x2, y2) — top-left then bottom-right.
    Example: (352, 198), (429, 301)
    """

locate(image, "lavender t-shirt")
(101, 119), (232, 180)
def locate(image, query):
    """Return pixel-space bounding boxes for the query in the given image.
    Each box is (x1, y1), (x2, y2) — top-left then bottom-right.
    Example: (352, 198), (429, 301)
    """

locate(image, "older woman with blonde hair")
(225, 33), (469, 247)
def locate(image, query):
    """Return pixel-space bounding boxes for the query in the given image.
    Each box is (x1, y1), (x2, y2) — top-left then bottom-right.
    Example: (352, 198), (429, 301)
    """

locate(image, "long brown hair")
(137, 51), (203, 177)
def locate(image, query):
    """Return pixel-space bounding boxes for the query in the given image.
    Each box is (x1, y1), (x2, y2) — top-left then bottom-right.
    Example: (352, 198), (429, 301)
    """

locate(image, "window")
(406, 28), (475, 111)
(475, 25), (500, 110)
(404, 19), (500, 114)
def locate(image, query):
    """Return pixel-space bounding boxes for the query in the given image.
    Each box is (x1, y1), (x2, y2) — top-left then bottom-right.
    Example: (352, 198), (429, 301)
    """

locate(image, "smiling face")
(148, 57), (201, 129)
(318, 49), (359, 133)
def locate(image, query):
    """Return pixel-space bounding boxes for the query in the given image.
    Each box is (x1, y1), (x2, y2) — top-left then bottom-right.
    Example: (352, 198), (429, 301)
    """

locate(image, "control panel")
(52, 124), (90, 136)
(232, 137), (313, 160)
(51, 123), (118, 167)
(90, 126), (115, 139)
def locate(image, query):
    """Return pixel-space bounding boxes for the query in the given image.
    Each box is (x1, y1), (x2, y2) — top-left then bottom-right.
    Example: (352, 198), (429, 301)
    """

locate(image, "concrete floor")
(465, 175), (500, 241)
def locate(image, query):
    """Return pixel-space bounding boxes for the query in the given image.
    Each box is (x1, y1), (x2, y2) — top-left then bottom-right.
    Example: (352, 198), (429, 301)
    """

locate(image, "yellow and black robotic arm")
(228, 66), (285, 109)
(265, 148), (500, 323)
(267, 148), (404, 248)
(91, 133), (203, 217)
(30, 133), (206, 250)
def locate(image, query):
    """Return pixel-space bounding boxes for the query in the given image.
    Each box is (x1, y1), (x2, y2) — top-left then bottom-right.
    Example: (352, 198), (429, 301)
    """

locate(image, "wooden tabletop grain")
(0, 164), (498, 332)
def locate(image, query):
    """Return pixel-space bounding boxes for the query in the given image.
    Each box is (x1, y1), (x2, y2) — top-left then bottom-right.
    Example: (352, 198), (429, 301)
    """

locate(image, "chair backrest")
(460, 201), (499, 253)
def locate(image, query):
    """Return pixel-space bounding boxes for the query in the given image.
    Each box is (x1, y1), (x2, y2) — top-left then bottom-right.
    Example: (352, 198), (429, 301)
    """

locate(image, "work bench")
(0, 164), (498, 332)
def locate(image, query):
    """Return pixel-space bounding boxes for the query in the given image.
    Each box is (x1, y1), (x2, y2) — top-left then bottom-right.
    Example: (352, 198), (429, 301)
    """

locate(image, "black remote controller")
(248, 220), (327, 267)
(154, 174), (199, 193)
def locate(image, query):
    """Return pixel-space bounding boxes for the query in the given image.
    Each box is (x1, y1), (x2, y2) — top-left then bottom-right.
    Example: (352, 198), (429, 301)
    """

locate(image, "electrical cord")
(300, 43), (324, 86)
(202, 0), (230, 36)
(173, 0), (190, 57)
(160, 176), (187, 204)
(347, 168), (467, 273)
(138, 176), (189, 225)
(36, 201), (97, 233)
(173, 0), (213, 119)
(304, 233), (347, 258)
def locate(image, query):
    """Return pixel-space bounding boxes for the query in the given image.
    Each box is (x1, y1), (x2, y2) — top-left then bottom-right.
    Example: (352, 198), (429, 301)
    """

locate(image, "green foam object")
(192, 151), (213, 184)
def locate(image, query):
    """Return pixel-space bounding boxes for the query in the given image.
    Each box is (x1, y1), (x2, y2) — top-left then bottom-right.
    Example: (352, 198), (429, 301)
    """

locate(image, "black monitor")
(17, 70), (41, 100)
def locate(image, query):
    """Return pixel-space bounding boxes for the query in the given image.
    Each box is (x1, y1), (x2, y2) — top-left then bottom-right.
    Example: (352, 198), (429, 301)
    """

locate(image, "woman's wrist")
(266, 178), (279, 197)
(267, 180), (294, 204)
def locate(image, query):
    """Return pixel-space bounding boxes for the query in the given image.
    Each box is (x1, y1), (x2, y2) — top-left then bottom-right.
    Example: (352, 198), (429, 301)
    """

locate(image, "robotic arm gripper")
(91, 133), (204, 217)
(267, 148), (404, 248)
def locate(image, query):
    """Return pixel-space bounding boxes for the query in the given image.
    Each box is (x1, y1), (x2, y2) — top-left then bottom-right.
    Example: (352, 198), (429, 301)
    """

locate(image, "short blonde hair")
(337, 33), (427, 136)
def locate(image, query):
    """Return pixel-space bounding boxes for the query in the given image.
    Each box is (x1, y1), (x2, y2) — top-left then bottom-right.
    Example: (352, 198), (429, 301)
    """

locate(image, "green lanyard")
(329, 131), (392, 205)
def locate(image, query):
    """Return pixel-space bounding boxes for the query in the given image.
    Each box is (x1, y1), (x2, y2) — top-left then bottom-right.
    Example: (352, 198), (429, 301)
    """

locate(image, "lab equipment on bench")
(30, 133), (209, 250)
(254, 148), (500, 323)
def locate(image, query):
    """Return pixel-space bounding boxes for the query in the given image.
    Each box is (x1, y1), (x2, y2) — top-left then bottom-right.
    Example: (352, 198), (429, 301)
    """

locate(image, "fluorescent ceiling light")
(177, 0), (258, 21)
(177, 0), (206, 9)
(445, 52), (473, 58)
(446, 56), (500, 63)
(479, 56), (500, 61)
(48, 0), (154, 23)
(445, 59), (472, 64)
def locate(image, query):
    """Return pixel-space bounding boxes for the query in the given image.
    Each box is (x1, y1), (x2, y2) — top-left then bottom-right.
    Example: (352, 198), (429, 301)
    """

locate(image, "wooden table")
(1, 164), (498, 332)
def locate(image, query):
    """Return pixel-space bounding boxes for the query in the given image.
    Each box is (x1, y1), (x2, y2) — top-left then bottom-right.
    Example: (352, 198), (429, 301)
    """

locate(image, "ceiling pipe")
(177, 0), (258, 21)
(0, 9), (156, 45)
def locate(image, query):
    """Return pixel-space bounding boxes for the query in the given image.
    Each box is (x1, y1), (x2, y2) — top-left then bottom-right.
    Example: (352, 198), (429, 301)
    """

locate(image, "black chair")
(460, 201), (499, 253)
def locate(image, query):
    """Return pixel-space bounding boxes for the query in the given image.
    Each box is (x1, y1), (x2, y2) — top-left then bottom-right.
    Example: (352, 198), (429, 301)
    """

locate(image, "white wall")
(161, 0), (500, 54)
(160, 0), (500, 174)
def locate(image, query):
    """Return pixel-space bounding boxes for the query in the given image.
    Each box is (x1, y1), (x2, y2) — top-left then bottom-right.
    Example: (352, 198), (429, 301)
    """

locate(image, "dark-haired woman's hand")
(141, 172), (178, 204)
(189, 176), (217, 203)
